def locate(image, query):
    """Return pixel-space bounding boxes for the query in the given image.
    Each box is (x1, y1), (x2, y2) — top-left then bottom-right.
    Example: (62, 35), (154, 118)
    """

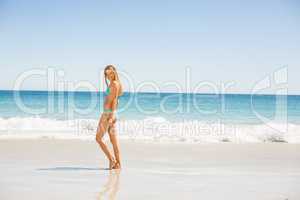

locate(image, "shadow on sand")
(36, 166), (110, 171)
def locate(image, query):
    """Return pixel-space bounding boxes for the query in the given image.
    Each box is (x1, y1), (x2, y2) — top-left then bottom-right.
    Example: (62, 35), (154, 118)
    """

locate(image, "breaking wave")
(0, 117), (299, 143)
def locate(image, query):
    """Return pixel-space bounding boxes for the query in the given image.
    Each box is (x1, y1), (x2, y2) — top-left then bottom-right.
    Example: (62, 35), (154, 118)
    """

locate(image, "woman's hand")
(108, 113), (116, 125)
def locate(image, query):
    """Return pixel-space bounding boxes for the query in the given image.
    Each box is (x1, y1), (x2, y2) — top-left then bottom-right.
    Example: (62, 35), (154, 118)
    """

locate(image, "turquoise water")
(0, 90), (299, 143)
(0, 90), (299, 124)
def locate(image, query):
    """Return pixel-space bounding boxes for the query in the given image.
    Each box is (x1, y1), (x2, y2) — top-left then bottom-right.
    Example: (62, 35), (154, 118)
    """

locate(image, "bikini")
(103, 87), (119, 114)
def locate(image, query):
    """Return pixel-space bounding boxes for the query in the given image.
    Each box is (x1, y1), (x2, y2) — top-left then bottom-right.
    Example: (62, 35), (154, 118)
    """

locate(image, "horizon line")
(0, 89), (299, 96)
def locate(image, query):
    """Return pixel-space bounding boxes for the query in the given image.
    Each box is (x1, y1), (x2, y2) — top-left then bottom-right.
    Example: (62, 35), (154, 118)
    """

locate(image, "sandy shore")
(0, 139), (300, 199)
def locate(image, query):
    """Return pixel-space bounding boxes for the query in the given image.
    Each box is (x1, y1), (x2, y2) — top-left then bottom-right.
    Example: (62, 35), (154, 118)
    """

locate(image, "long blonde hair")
(104, 65), (123, 96)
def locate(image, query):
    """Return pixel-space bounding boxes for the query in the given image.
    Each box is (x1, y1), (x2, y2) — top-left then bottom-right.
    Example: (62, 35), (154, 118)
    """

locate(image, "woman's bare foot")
(109, 159), (116, 170)
(112, 161), (121, 169)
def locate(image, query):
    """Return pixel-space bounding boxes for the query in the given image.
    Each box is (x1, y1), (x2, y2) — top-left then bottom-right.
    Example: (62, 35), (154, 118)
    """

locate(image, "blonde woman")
(96, 65), (123, 169)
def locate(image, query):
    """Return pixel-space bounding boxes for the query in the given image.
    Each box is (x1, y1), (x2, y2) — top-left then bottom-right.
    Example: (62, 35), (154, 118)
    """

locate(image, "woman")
(96, 65), (123, 170)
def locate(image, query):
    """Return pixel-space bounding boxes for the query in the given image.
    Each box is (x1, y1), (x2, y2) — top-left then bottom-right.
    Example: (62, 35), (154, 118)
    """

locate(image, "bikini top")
(104, 86), (120, 107)
(105, 87), (119, 100)
(105, 87), (111, 96)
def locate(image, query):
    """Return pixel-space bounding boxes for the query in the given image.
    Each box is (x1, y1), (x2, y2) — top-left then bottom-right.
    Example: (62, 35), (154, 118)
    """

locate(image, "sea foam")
(0, 117), (299, 143)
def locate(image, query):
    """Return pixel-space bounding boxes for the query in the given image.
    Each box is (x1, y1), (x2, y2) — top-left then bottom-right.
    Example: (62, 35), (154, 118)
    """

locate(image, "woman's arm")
(106, 81), (119, 110)
(106, 81), (119, 123)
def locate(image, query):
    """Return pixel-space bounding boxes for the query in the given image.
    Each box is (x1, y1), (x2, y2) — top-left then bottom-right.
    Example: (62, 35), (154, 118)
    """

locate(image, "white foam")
(0, 117), (299, 143)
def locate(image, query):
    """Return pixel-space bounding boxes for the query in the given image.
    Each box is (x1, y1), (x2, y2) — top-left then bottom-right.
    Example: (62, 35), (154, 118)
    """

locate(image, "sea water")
(0, 90), (299, 143)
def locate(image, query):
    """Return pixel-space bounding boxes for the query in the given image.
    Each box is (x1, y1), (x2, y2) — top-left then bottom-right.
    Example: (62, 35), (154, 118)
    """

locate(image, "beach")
(1, 138), (299, 200)
(2, 0), (300, 199)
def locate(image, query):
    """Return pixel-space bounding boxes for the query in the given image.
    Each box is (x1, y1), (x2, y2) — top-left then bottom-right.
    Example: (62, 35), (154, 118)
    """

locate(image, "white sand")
(0, 139), (300, 200)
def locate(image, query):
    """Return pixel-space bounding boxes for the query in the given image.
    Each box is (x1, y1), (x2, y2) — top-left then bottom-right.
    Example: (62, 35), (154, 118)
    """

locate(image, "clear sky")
(0, 0), (299, 94)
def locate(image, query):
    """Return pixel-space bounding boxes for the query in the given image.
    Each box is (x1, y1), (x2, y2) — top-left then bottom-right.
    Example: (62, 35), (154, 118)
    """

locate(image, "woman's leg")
(108, 119), (121, 169)
(96, 114), (115, 168)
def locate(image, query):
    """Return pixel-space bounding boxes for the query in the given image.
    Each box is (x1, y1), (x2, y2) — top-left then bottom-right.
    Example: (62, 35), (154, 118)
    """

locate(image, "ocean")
(0, 90), (299, 143)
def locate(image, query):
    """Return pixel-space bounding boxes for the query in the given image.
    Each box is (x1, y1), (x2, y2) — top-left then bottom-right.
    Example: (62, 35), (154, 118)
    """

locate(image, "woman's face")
(105, 68), (114, 81)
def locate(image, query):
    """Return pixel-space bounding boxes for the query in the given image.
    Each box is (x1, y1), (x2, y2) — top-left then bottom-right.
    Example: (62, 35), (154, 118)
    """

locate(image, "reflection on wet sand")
(97, 169), (121, 200)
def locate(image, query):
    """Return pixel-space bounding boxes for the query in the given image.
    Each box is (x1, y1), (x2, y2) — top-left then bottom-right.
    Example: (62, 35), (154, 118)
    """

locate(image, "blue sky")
(0, 0), (299, 94)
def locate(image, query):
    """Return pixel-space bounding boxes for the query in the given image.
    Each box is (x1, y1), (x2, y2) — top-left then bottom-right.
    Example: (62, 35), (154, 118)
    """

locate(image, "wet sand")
(0, 139), (300, 199)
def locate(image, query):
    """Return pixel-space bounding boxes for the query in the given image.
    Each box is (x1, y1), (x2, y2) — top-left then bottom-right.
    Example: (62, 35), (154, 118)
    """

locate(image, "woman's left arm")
(107, 81), (119, 123)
